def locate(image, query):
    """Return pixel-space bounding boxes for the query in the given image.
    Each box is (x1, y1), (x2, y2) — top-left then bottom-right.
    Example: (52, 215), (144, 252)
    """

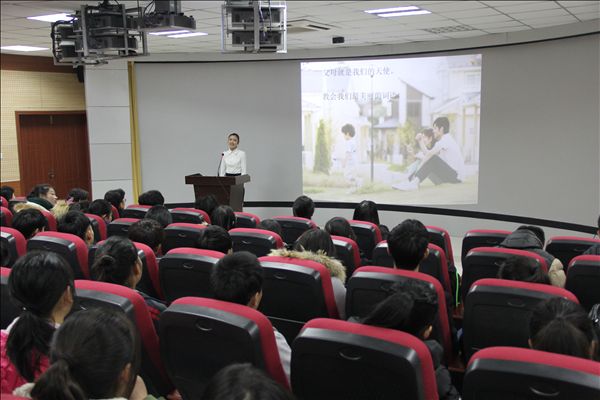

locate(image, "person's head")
(517, 225), (546, 246)
(197, 225), (232, 254)
(29, 184), (57, 206)
(0, 185), (15, 202)
(421, 128), (435, 148)
(498, 256), (551, 285)
(91, 236), (142, 289)
(145, 204), (172, 228)
(51, 200), (71, 222)
(292, 195), (315, 219)
(104, 189), (126, 211)
(211, 205), (236, 230)
(31, 308), (141, 400)
(387, 219), (429, 270)
(201, 363), (295, 400)
(432, 116), (450, 139)
(211, 251), (263, 308)
(228, 132), (240, 151)
(138, 190), (165, 206)
(12, 208), (46, 239)
(70, 200), (89, 213)
(341, 123), (355, 139)
(529, 297), (597, 359)
(67, 188), (89, 203)
(258, 219), (282, 237)
(7, 251), (74, 381)
(325, 217), (357, 242)
(58, 210), (94, 245)
(363, 279), (438, 340)
(128, 218), (164, 255)
(195, 194), (219, 216)
(88, 199), (113, 222)
(294, 228), (336, 258)
(352, 200), (380, 225)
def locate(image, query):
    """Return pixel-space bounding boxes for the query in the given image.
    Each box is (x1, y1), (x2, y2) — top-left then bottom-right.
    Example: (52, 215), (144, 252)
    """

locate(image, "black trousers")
(413, 155), (460, 185)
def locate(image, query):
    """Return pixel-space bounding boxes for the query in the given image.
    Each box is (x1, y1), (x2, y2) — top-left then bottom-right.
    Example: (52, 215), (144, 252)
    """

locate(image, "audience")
(138, 190), (165, 206)
(11, 208), (46, 239)
(529, 297), (598, 360)
(387, 219), (430, 271)
(353, 200), (389, 239)
(128, 219), (165, 256)
(1, 252), (74, 393)
(0, 185), (15, 203)
(194, 194), (219, 218)
(104, 188), (126, 216)
(196, 225), (232, 254)
(88, 199), (113, 222)
(499, 225), (565, 287)
(583, 215), (600, 255)
(26, 184), (57, 210)
(91, 236), (166, 331)
(210, 252), (291, 383)
(50, 200), (70, 222)
(362, 280), (459, 400)
(145, 205), (173, 229)
(258, 219), (283, 237)
(497, 256), (551, 284)
(57, 210), (94, 246)
(324, 216), (358, 242)
(67, 188), (89, 203)
(211, 205), (236, 231)
(292, 195), (315, 220)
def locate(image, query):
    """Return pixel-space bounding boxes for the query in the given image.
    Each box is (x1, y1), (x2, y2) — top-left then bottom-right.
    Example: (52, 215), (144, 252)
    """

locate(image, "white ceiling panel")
(494, 2), (561, 13)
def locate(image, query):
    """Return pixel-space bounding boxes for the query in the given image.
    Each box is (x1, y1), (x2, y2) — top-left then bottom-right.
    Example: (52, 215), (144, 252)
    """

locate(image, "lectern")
(185, 174), (250, 212)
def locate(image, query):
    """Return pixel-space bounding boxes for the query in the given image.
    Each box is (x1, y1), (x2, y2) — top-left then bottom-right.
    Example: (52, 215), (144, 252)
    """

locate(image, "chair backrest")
(121, 204), (151, 219)
(1, 227), (27, 267)
(74, 280), (173, 395)
(346, 266), (453, 362)
(170, 207), (210, 225)
(85, 213), (107, 242)
(229, 228), (283, 257)
(258, 255), (340, 343)
(27, 231), (89, 279)
(462, 247), (549, 301)
(0, 196), (7, 208)
(546, 236), (600, 270)
(463, 346), (600, 400)
(291, 318), (438, 400)
(234, 211), (261, 228)
(0, 206), (13, 227)
(39, 209), (57, 231)
(463, 278), (579, 361)
(331, 235), (361, 277)
(349, 220), (382, 259)
(162, 222), (206, 253)
(565, 255), (600, 311)
(110, 204), (120, 219)
(461, 229), (511, 263)
(133, 241), (163, 300)
(1, 267), (22, 329)
(426, 225), (454, 267)
(159, 297), (289, 398)
(158, 248), (224, 303)
(272, 215), (317, 244)
(107, 217), (140, 238)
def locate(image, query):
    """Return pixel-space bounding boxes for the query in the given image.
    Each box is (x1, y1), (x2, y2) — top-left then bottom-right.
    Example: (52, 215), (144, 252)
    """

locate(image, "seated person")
(128, 218), (164, 256)
(497, 255), (551, 285)
(196, 225), (232, 254)
(210, 252), (291, 383)
(362, 280), (460, 400)
(292, 195), (315, 220)
(50, 200), (70, 222)
(529, 297), (598, 360)
(0, 185), (15, 203)
(324, 216), (357, 242)
(67, 187), (89, 204)
(91, 236), (166, 332)
(352, 200), (389, 239)
(211, 205), (236, 231)
(270, 229), (346, 319)
(1, 252), (74, 393)
(583, 215), (600, 255)
(11, 208), (46, 239)
(145, 205), (172, 229)
(104, 188), (126, 216)
(57, 210), (95, 246)
(498, 225), (565, 287)
(26, 184), (58, 210)
(258, 219), (283, 237)
(88, 199), (113, 223)
(138, 190), (165, 206)
(195, 194), (219, 217)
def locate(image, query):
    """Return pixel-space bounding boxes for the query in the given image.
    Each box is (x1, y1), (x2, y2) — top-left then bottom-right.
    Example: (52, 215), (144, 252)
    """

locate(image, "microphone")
(217, 152), (224, 176)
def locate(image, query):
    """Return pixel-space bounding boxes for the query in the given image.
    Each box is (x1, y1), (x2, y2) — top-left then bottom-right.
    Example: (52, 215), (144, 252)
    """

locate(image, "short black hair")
(138, 190), (164, 206)
(145, 205), (172, 228)
(433, 117), (450, 134)
(517, 225), (545, 245)
(294, 228), (336, 258)
(258, 219), (282, 237)
(197, 225), (232, 254)
(211, 251), (263, 306)
(211, 205), (236, 231)
(194, 194), (219, 216)
(104, 189), (125, 209)
(387, 219), (429, 270)
(498, 256), (550, 285)
(128, 219), (164, 252)
(292, 195), (314, 219)
(12, 208), (46, 239)
(0, 185), (15, 202)
(341, 123), (355, 137)
(228, 132), (240, 142)
(353, 200), (380, 225)
(88, 199), (112, 219)
(58, 210), (91, 241)
(68, 188), (89, 202)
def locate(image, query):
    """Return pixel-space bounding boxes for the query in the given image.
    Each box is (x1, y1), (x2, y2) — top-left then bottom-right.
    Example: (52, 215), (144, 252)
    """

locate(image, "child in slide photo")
(341, 123), (362, 192)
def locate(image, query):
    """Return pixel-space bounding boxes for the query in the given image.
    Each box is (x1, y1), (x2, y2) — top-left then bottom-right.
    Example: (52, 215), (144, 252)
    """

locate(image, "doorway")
(16, 111), (91, 199)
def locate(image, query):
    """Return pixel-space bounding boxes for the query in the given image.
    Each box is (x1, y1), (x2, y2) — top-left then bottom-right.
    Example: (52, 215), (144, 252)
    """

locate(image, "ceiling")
(1, 1), (598, 57)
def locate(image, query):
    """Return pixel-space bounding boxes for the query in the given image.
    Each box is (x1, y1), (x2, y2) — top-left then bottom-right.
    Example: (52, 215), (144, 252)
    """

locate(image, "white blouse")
(219, 148), (247, 176)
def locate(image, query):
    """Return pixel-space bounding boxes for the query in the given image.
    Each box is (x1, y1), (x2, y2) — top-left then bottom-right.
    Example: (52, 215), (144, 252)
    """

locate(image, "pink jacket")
(1, 330), (49, 393)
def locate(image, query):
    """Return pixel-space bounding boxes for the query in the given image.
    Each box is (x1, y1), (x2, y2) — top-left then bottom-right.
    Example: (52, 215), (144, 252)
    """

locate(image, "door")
(17, 112), (91, 199)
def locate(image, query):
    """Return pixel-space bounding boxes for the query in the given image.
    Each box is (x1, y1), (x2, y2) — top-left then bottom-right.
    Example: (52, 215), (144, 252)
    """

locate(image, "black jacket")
(425, 340), (460, 400)
(498, 229), (556, 267)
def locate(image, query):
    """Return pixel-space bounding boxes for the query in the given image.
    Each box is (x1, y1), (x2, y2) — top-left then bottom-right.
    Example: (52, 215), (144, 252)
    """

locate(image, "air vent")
(287, 19), (332, 34)
(423, 25), (475, 34)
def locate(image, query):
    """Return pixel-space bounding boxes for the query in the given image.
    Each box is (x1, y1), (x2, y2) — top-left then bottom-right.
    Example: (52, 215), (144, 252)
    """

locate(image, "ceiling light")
(365, 6), (419, 14)
(167, 32), (208, 38)
(0, 45), (48, 52)
(149, 30), (190, 36)
(27, 13), (73, 22)
(378, 9), (432, 17)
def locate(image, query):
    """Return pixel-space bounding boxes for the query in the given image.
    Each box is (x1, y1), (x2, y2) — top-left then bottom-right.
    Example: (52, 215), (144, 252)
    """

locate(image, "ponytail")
(30, 359), (86, 400)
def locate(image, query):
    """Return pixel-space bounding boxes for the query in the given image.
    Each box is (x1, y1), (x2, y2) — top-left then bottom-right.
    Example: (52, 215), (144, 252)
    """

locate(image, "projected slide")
(301, 54), (481, 205)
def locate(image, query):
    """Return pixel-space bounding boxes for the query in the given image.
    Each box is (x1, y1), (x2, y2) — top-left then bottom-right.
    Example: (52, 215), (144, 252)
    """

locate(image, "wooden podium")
(185, 174), (250, 212)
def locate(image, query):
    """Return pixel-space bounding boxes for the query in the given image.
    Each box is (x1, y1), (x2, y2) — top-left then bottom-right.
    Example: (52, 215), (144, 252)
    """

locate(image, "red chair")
(546, 236), (600, 270)
(463, 278), (579, 361)
(27, 231), (89, 279)
(291, 318), (438, 400)
(272, 216), (317, 244)
(85, 213), (107, 242)
(426, 225), (455, 268)
(107, 217), (140, 238)
(1, 267), (22, 329)
(159, 297), (289, 398)
(331, 235), (361, 276)
(230, 228), (283, 257)
(464, 347), (600, 399)
(162, 222), (206, 253)
(170, 207), (210, 225)
(1, 206), (13, 227)
(566, 255), (600, 311)
(110, 204), (120, 219)
(349, 220), (382, 260)
(461, 229), (511, 263)
(39, 209), (57, 231)
(1, 227), (27, 267)
(234, 211), (261, 228)
(133, 241), (163, 300)
(121, 204), (152, 219)
(0, 196), (7, 208)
